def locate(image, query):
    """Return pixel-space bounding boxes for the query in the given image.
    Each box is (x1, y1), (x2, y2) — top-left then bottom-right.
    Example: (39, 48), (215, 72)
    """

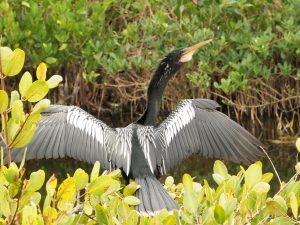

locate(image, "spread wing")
(7, 105), (131, 173)
(154, 99), (264, 174)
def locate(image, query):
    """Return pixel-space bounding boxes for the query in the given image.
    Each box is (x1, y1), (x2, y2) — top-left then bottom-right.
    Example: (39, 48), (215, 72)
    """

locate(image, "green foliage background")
(1, 0), (300, 125)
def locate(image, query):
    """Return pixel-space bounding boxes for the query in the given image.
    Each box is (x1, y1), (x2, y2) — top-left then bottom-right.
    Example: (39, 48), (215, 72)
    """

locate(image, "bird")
(6, 40), (264, 214)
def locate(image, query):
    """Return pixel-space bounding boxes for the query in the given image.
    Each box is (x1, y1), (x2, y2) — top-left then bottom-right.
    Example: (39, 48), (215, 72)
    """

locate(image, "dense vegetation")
(1, 0), (300, 131)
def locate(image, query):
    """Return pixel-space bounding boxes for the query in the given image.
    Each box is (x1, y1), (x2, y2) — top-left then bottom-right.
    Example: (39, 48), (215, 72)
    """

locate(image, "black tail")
(134, 175), (179, 214)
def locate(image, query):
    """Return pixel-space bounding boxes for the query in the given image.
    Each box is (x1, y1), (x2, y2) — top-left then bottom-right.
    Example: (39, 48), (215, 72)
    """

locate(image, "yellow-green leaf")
(7, 119), (20, 143)
(11, 100), (25, 123)
(36, 62), (47, 80)
(213, 160), (229, 179)
(24, 80), (49, 102)
(6, 162), (19, 183)
(46, 75), (63, 88)
(73, 168), (89, 190)
(0, 185), (11, 217)
(1, 47), (13, 71)
(3, 48), (25, 76)
(261, 172), (273, 183)
(91, 161), (100, 182)
(32, 99), (50, 114)
(46, 174), (57, 197)
(296, 138), (300, 152)
(270, 217), (293, 225)
(123, 181), (140, 196)
(19, 71), (33, 97)
(43, 206), (58, 224)
(123, 196), (141, 206)
(11, 113), (41, 148)
(25, 170), (45, 192)
(214, 205), (226, 224)
(253, 182), (270, 194)
(57, 177), (76, 211)
(245, 164), (262, 189)
(9, 90), (20, 107)
(0, 90), (8, 113)
(290, 192), (298, 219)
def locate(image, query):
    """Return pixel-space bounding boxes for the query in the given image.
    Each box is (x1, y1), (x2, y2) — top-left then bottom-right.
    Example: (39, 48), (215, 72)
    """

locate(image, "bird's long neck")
(137, 63), (179, 126)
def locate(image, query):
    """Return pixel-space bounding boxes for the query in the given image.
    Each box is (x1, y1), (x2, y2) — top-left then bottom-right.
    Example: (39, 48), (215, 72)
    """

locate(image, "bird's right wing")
(154, 99), (265, 175)
(6, 105), (131, 173)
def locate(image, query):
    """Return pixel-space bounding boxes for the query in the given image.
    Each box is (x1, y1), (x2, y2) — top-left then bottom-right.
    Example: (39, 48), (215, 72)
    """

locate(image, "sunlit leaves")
(296, 138), (300, 152)
(123, 196), (141, 206)
(90, 161), (100, 182)
(289, 192), (298, 219)
(1, 47), (25, 76)
(36, 62), (47, 81)
(73, 168), (89, 190)
(47, 75), (63, 88)
(183, 173), (199, 214)
(214, 205), (226, 224)
(31, 99), (50, 114)
(10, 113), (41, 148)
(19, 72), (32, 97)
(245, 163), (262, 189)
(25, 170), (45, 192)
(0, 90), (8, 113)
(24, 80), (49, 102)
(57, 177), (76, 211)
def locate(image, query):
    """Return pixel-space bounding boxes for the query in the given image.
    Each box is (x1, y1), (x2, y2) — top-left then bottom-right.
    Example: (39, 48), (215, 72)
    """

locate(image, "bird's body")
(5, 40), (264, 214)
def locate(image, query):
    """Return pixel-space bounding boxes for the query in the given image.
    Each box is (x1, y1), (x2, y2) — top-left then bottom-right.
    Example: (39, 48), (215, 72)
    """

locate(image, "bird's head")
(158, 39), (212, 75)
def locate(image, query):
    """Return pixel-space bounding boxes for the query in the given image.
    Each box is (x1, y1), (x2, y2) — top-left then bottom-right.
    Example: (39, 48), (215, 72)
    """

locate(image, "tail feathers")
(134, 175), (179, 215)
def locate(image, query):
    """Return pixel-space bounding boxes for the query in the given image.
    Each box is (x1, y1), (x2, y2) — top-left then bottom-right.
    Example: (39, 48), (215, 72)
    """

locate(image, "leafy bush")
(0, 156), (299, 224)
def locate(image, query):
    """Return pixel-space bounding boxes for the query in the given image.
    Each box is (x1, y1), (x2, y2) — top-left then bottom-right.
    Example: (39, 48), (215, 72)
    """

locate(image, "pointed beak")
(179, 39), (212, 62)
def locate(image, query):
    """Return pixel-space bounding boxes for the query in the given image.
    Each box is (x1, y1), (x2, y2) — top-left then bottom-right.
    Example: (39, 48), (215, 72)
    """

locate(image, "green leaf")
(213, 160), (229, 179)
(6, 162), (19, 183)
(165, 176), (174, 187)
(0, 90), (8, 113)
(296, 138), (300, 152)
(290, 192), (298, 219)
(25, 170), (45, 192)
(123, 196), (141, 206)
(11, 100), (25, 123)
(36, 62), (47, 81)
(183, 174), (199, 213)
(95, 205), (109, 225)
(32, 99), (50, 114)
(261, 172), (273, 183)
(88, 175), (116, 196)
(0, 47), (13, 72)
(11, 113), (41, 148)
(123, 181), (140, 196)
(57, 177), (76, 211)
(214, 205), (226, 224)
(245, 163), (262, 189)
(0, 185), (11, 217)
(90, 161), (100, 182)
(19, 71), (33, 97)
(73, 168), (89, 190)
(45, 57), (57, 64)
(3, 48), (25, 76)
(9, 90), (20, 107)
(46, 75), (63, 88)
(270, 217), (293, 225)
(253, 182), (270, 194)
(24, 80), (49, 102)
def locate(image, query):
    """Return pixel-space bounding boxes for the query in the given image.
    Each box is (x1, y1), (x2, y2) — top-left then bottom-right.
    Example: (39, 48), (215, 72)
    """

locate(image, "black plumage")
(5, 40), (264, 214)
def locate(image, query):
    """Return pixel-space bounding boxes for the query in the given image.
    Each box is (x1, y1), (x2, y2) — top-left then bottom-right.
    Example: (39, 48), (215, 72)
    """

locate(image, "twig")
(260, 147), (282, 185)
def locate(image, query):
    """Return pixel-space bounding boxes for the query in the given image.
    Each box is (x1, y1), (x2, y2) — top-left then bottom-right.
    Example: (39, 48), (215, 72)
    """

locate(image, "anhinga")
(7, 40), (264, 214)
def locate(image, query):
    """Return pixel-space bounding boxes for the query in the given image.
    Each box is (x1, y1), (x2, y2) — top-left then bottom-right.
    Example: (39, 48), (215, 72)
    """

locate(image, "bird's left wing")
(6, 105), (131, 173)
(154, 99), (264, 175)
